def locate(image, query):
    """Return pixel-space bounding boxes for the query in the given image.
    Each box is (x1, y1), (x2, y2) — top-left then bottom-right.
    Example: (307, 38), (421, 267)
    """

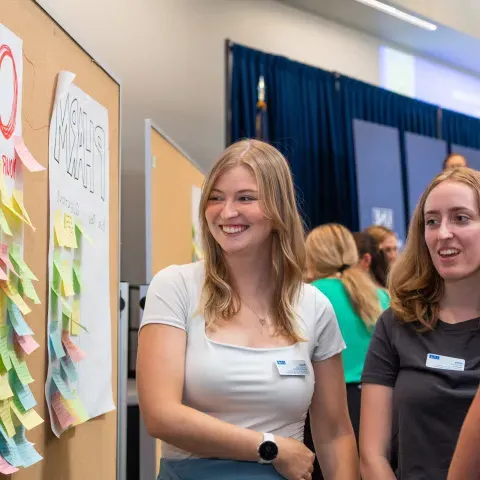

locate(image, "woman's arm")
(359, 384), (396, 480)
(137, 323), (264, 460)
(309, 354), (360, 480)
(448, 386), (480, 480)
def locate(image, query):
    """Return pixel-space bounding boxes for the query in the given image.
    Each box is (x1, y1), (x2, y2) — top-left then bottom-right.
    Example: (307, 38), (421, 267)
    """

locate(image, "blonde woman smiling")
(137, 140), (359, 480)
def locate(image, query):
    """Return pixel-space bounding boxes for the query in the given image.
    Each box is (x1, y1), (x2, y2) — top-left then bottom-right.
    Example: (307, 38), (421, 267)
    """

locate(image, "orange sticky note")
(16, 334), (40, 355)
(13, 136), (46, 172)
(51, 391), (75, 429)
(61, 331), (86, 363)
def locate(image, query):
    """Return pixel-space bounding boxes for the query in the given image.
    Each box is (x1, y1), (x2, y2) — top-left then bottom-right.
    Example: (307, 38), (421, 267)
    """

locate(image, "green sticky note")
(74, 222), (94, 245)
(0, 399), (15, 437)
(72, 263), (81, 294)
(0, 209), (12, 236)
(21, 278), (40, 304)
(9, 245), (37, 281)
(9, 352), (34, 385)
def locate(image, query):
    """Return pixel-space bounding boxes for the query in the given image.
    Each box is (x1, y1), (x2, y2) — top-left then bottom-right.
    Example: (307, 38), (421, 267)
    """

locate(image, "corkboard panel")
(0, 1), (120, 480)
(149, 125), (204, 278)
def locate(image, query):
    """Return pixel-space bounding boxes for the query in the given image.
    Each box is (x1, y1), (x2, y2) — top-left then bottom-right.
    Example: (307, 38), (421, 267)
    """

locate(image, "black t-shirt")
(362, 308), (480, 480)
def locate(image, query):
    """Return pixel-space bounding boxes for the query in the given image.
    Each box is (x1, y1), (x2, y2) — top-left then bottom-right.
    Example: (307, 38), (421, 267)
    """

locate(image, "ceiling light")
(354, 0), (437, 31)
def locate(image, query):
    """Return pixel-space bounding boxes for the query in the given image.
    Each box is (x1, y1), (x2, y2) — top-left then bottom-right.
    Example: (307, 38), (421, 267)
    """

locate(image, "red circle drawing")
(0, 44), (18, 140)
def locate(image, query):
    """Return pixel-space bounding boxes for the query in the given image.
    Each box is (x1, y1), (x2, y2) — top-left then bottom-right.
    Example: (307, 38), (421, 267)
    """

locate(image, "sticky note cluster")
(48, 210), (89, 433)
(0, 137), (46, 472)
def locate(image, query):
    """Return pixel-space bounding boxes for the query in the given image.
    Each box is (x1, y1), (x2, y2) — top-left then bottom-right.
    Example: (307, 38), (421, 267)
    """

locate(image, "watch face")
(259, 440), (278, 461)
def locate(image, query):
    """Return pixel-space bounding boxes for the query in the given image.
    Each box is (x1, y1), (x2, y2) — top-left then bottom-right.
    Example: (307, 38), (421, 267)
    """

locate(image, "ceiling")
(278, 0), (480, 76)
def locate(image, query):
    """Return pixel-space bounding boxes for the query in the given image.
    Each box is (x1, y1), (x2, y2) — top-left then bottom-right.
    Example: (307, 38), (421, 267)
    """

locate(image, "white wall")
(35, 0), (385, 283)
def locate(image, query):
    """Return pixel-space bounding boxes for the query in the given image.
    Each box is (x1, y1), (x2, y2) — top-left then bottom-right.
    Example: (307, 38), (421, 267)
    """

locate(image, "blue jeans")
(158, 458), (286, 480)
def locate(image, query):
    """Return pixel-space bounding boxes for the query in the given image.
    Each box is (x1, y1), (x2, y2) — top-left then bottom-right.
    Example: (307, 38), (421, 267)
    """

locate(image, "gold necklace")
(241, 299), (269, 326)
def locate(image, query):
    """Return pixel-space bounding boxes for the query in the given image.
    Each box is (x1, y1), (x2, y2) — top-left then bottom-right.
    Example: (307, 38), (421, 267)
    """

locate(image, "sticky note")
(20, 278), (40, 304)
(12, 426), (43, 467)
(0, 210), (12, 237)
(9, 352), (34, 385)
(51, 368), (75, 400)
(51, 391), (75, 429)
(75, 221), (94, 245)
(0, 327), (12, 372)
(12, 190), (35, 231)
(53, 260), (74, 297)
(0, 423), (20, 467)
(61, 331), (86, 363)
(13, 136), (46, 172)
(72, 262), (81, 293)
(49, 324), (66, 359)
(63, 213), (78, 248)
(9, 245), (37, 281)
(1, 281), (31, 316)
(10, 401), (43, 430)
(0, 375), (13, 401)
(10, 373), (36, 411)
(70, 299), (82, 336)
(0, 244), (19, 278)
(0, 268), (7, 282)
(0, 193), (23, 223)
(61, 394), (89, 424)
(60, 356), (77, 383)
(16, 334), (39, 355)
(0, 399), (15, 437)
(7, 302), (33, 336)
(0, 454), (18, 473)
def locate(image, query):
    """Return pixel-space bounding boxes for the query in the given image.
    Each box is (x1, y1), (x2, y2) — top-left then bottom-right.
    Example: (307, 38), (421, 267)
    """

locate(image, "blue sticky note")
(0, 423), (21, 467)
(49, 323), (65, 359)
(7, 302), (33, 336)
(51, 368), (75, 400)
(9, 370), (36, 411)
(13, 426), (42, 467)
(60, 356), (77, 383)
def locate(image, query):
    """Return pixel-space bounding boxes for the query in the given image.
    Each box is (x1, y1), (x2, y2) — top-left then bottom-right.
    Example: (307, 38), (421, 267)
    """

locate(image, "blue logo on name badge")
(429, 354), (440, 360)
(276, 360), (286, 365)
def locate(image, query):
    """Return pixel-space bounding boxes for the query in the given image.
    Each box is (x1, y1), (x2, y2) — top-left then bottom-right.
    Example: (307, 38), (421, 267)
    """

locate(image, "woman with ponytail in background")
(306, 224), (390, 443)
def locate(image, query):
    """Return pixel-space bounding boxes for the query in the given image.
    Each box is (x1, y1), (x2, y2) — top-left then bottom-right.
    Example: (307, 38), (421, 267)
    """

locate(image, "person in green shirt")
(305, 223), (390, 444)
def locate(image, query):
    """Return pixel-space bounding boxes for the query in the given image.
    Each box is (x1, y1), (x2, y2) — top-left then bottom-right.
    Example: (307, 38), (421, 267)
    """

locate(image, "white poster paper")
(0, 24), (45, 470)
(46, 72), (114, 437)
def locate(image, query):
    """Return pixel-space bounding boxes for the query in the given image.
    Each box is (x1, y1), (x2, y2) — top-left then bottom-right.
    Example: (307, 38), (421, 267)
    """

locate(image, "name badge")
(275, 360), (309, 376)
(426, 353), (465, 372)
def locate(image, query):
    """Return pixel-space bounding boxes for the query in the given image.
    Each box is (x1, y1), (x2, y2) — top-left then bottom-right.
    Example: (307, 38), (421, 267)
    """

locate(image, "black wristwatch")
(257, 433), (278, 464)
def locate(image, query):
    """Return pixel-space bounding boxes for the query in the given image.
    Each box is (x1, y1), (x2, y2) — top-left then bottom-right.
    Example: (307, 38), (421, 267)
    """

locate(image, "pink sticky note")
(51, 391), (75, 429)
(61, 331), (87, 363)
(16, 334), (40, 355)
(0, 454), (18, 474)
(0, 244), (19, 277)
(13, 137), (45, 172)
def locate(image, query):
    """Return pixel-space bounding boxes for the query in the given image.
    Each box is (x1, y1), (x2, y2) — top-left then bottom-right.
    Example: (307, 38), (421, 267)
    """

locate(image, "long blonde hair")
(306, 223), (382, 329)
(389, 167), (480, 330)
(199, 139), (306, 342)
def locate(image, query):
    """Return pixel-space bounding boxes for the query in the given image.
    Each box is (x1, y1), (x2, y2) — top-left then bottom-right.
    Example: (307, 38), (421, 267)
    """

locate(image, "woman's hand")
(273, 437), (315, 480)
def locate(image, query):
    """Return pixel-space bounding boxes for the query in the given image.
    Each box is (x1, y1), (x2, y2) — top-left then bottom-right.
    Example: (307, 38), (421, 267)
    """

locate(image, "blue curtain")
(442, 109), (480, 150)
(230, 44), (345, 230)
(229, 42), (480, 232)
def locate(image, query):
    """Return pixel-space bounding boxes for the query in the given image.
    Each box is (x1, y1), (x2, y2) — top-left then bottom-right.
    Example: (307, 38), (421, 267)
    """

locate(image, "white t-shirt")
(140, 261), (346, 459)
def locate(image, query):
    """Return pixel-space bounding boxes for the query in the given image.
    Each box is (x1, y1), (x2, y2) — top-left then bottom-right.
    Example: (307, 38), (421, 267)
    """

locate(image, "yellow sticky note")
(12, 190), (35, 231)
(63, 213), (78, 248)
(0, 375), (13, 401)
(1, 281), (31, 315)
(0, 399), (15, 437)
(10, 401), (43, 430)
(54, 210), (66, 247)
(70, 300), (81, 336)
(61, 394), (89, 425)
(56, 260), (74, 297)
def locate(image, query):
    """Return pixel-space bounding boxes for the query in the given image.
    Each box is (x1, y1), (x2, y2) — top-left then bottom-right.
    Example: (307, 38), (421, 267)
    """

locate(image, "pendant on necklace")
(259, 318), (267, 326)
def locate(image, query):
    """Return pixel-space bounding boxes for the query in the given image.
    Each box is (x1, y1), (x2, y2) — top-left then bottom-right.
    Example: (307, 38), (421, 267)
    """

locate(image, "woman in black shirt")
(360, 167), (480, 480)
